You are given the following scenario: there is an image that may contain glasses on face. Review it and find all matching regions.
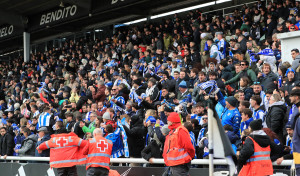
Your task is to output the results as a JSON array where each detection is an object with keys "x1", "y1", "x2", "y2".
[
  {"x1": 202, "y1": 118, "x2": 208, "y2": 120},
  {"x1": 291, "y1": 28, "x2": 295, "y2": 29},
  {"x1": 228, "y1": 60, "x2": 232, "y2": 63},
  {"x1": 112, "y1": 89, "x2": 117, "y2": 91},
  {"x1": 240, "y1": 64, "x2": 245, "y2": 66}
]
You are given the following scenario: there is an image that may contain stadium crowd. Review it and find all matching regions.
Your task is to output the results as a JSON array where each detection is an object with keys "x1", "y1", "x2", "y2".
[{"x1": 0, "y1": 0, "x2": 300, "y2": 174}]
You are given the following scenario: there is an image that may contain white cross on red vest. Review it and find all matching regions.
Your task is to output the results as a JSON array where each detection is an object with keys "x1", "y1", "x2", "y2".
[
  {"x1": 97, "y1": 140, "x2": 108, "y2": 152},
  {"x1": 56, "y1": 137, "x2": 68, "y2": 147}
]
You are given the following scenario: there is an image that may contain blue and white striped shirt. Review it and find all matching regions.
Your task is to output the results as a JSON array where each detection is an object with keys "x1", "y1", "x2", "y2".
[{"x1": 37, "y1": 112, "x2": 51, "y2": 129}]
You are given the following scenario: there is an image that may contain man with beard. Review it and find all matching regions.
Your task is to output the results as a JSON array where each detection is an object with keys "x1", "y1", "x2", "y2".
[{"x1": 252, "y1": 82, "x2": 267, "y2": 108}]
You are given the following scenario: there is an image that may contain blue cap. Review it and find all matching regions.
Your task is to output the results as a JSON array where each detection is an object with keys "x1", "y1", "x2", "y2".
[
  {"x1": 286, "y1": 68, "x2": 295, "y2": 76},
  {"x1": 105, "y1": 82, "x2": 113, "y2": 87},
  {"x1": 179, "y1": 81, "x2": 187, "y2": 88},
  {"x1": 113, "y1": 71, "x2": 119, "y2": 76},
  {"x1": 145, "y1": 116, "x2": 156, "y2": 124}
]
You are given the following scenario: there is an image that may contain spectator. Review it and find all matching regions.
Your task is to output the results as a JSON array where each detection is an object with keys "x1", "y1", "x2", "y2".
[
  {"x1": 35, "y1": 127, "x2": 50, "y2": 157},
  {"x1": 240, "y1": 108, "x2": 254, "y2": 134},
  {"x1": 0, "y1": 127, "x2": 14, "y2": 159},
  {"x1": 265, "y1": 94, "x2": 287, "y2": 142},
  {"x1": 15, "y1": 127, "x2": 37, "y2": 157},
  {"x1": 291, "y1": 49, "x2": 300, "y2": 71},
  {"x1": 238, "y1": 119, "x2": 279, "y2": 175}
]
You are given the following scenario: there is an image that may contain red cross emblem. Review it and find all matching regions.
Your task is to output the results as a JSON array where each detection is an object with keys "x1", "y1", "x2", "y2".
[
  {"x1": 56, "y1": 137, "x2": 68, "y2": 147},
  {"x1": 97, "y1": 140, "x2": 108, "y2": 152}
]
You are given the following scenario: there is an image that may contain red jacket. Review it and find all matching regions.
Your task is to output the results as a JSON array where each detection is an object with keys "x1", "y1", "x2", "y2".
[
  {"x1": 37, "y1": 132, "x2": 87, "y2": 168},
  {"x1": 163, "y1": 124, "x2": 195, "y2": 166},
  {"x1": 83, "y1": 136, "x2": 113, "y2": 170}
]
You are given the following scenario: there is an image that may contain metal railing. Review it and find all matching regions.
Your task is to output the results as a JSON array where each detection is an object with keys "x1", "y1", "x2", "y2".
[{"x1": 0, "y1": 156, "x2": 293, "y2": 166}]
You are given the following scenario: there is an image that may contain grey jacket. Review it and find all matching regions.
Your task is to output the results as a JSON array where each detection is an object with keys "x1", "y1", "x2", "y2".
[
  {"x1": 292, "y1": 55, "x2": 300, "y2": 71},
  {"x1": 18, "y1": 134, "x2": 38, "y2": 156}
]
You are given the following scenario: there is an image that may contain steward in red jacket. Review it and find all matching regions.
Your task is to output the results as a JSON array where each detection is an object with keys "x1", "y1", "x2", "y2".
[
  {"x1": 163, "y1": 112, "x2": 195, "y2": 176},
  {"x1": 37, "y1": 129, "x2": 87, "y2": 176},
  {"x1": 83, "y1": 128, "x2": 113, "y2": 176}
]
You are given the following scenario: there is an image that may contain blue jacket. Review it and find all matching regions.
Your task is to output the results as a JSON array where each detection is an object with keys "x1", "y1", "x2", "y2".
[
  {"x1": 240, "y1": 117, "x2": 253, "y2": 134},
  {"x1": 217, "y1": 91, "x2": 241, "y2": 135}
]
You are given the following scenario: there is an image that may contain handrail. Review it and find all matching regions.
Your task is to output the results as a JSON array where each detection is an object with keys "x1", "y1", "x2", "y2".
[
  {"x1": 0, "y1": 156, "x2": 293, "y2": 166},
  {"x1": 202, "y1": 1, "x2": 258, "y2": 16}
]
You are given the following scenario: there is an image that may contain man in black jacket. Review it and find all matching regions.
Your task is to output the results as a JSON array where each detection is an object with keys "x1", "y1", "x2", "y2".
[{"x1": 0, "y1": 127, "x2": 14, "y2": 159}]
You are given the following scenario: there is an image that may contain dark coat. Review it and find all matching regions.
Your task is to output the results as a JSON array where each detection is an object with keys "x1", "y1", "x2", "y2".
[
  {"x1": 265, "y1": 101, "x2": 287, "y2": 142},
  {"x1": 35, "y1": 134, "x2": 51, "y2": 157},
  {"x1": 258, "y1": 71, "x2": 278, "y2": 91},
  {"x1": 123, "y1": 117, "x2": 145, "y2": 158},
  {"x1": 0, "y1": 133, "x2": 14, "y2": 156}
]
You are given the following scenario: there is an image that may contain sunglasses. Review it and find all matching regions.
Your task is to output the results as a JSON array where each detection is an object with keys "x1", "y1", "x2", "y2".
[
  {"x1": 240, "y1": 64, "x2": 245, "y2": 66},
  {"x1": 202, "y1": 118, "x2": 208, "y2": 120},
  {"x1": 112, "y1": 89, "x2": 117, "y2": 91},
  {"x1": 253, "y1": 81, "x2": 261, "y2": 84}
]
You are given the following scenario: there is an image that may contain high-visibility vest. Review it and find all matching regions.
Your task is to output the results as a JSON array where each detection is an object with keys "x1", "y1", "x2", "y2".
[
  {"x1": 164, "y1": 125, "x2": 192, "y2": 166},
  {"x1": 238, "y1": 136, "x2": 273, "y2": 176},
  {"x1": 86, "y1": 136, "x2": 113, "y2": 170},
  {"x1": 37, "y1": 132, "x2": 87, "y2": 168}
]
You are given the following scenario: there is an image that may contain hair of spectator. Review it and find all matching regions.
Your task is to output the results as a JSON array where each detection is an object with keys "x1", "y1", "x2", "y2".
[{"x1": 240, "y1": 100, "x2": 250, "y2": 108}]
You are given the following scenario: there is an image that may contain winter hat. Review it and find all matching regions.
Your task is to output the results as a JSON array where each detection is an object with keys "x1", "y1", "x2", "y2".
[
  {"x1": 167, "y1": 112, "x2": 181, "y2": 123},
  {"x1": 105, "y1": 82, "x2": 113, "y2": 88},
  {"x1": 249, "y1": 119, "x2": 263, "y2": 131},
  {"x1": 225, "y1": 96, "x2": 238, "y2": 107},
  {"x1": 285, "y1": 121, "x2": 292, "y2": 129},
  {"x1": 161, "y1": 125, "x2": 170, "y2": 135},
  {"x1": 285, "y1": 68, "x2": 295, "y2": 76},
  {"x1": 179, "y1": 81, "x2": 187, "y2": 88},
  {"x1": 103, "y1": 112, "x2": 111, "y2": 120},
  {"x1": 145, "y1": 116, "x2": 156, "y2": 124}
]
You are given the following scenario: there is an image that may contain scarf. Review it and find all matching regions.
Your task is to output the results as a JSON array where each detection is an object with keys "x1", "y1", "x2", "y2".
[{"x1": 146, "y1": 85, "x2": 156, "y2": 97}]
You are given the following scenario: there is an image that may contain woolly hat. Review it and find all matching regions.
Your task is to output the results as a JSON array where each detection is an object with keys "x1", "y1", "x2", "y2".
[
  {"x1": 250, "y1": 119, "x2": 263, "y2": 131},
  {"x1": 103, "y1": 112, "x2": 111, "y2": 120},
  {"x1": 225, "y1": 96, "x2": 238, "y2": 107},
  {"x1": 167, "y1": 112, "x2": 181, "y2": 123},
  {"x1": 145, "y1": 116, "x2": 156, "y2": 124},
  {"x1": 161, "y1": 125, "x2": 171, "y2": 135},
  {"x1": 285, "y1": 68, "x2": 295, "y2": 76},
  {"x1": 286, "y1": 121, "x2": 292, "y2": 129},
  {"x1": 179, "y1": 81, "x2": 187, "y2": 88}
]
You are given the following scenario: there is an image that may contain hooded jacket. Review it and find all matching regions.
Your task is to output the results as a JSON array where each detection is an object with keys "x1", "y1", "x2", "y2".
[
  {"x1": 18, "y1": 134, "x2": 38, "y2": 156},
  {"x1": 265, "y1": 101, "x2": 287, "y2": 141}
]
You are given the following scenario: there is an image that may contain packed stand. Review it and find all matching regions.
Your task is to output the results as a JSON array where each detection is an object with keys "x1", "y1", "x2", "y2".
[{"x1": 0, "y1": 0, "x2": 300, "y2": 173}]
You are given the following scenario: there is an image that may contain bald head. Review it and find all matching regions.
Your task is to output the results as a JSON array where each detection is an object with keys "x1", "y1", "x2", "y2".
[{"x1": 93, "y1": 128, "x2": 103, "y2": 137}]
